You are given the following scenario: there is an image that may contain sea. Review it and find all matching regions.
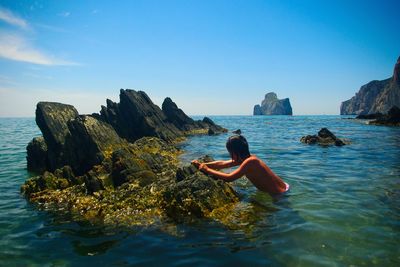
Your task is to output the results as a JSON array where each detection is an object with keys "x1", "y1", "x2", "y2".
[{"x1": 0, "y1": 116, "x2": 399, "y2": 266}]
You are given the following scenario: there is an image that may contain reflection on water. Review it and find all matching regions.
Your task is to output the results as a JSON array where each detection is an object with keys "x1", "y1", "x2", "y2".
[{"x1": 0, "y1": 116, "x2": 400, "y2": 266}]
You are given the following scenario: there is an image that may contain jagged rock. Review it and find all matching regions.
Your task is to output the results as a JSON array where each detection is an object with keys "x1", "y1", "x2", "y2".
[
  {"x1": 341, "y1": 57, "x2": 400, "y2": 115},
  {"x1": 162, "y1": 97, "x2": 196, "y2": 131},
  {"x1": 202, "y1": 117, "x2": 228, "y2": 135},
  {"x1": 253, "y1": 92, "x2": 293, "y2": 115},
  {"x1": 100, "y1": 89, "x2": 183, "y2": 142},
  {"x1": 162, "y1": 97, "x2": 227, "y2": 135},
  {"x1": 26, "y1": 136, "x2": 48, "y2": 173},
  {"x1": 65, "y1": 115, "x2": 125, "y2": 175},
  {"x1": 29, "y1": 102, "x2": 126, "y2": 175},
  {"x1": 300, "y1": 128, "x2": 347, "y2": 146},
  {"x1": 28, "y1": 90, "x2": 227, "y2": 176},
  {"x1": 35, "y1": 102, "x2": 79, "y2": 172}
]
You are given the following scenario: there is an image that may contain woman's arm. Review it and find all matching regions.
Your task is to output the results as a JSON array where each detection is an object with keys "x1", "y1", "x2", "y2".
[
  {"x1": 198, "y1": 161, "x2": 250, "y2": 182},
  {"x1": 191, "y1": 159, "x2": 239, "y2": 170}
]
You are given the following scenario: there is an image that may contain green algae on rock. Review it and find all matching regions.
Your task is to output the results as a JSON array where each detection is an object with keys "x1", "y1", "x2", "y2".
[{"x1": 22, "y1": 137, "x2": 239, "y2": 226}]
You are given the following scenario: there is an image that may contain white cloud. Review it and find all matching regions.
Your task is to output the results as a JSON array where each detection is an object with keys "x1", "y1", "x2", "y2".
[
  {"x1": 0, "y1": 7, "x2": 79, "y2": 66},
  {"x1": 0, "y1": 31, "x2": 79, "y2": 66},
  {"x1": 0, "y1": 6, "x2": 28, "y2": 29}
]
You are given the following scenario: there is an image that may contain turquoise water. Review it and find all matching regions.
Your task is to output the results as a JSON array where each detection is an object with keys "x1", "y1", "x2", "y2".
[{"x1": 0, "y1": 116, "x2": 399, "y2": 266}]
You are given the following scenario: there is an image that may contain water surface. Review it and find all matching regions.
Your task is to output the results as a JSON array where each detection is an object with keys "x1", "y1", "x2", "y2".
[{"x1": 0, "y1": 116, "x2": 399, "y2": 266}]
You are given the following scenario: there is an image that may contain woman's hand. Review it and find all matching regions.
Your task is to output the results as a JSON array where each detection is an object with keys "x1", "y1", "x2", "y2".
[
  {"x1": 199, "y1": 163, "x2": 209, "y2": 172},
  {"x1": 191, "y1": 160, "x2": 201, "y2": 168}
]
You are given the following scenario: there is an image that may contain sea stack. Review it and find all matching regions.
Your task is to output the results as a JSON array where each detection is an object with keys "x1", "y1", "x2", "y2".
[
  {"x1": 253, "y1": 92, "x2": 293, "y2": 115},
  {"x1": 340, "y1": 57, "x2": 400, "y2": 115}
]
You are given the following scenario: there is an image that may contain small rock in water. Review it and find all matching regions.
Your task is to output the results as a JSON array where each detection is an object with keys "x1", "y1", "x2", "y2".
[{"x1": 300, "y1": 128, "x2": 348, "y2": 146}]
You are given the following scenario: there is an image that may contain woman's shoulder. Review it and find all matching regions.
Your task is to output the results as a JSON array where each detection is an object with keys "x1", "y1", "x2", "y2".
[{"x1": 243, "y1": 155, "x2": 260, "y2": 164}]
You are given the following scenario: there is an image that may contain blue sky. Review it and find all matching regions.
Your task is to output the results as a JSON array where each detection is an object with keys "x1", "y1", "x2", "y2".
[{"x1": 0, "y1": 0, "x2": 399, "y2": 116}]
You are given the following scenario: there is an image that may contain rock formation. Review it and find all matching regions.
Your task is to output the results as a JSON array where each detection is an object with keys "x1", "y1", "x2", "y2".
[
  {"x1": 341, "y1": 57, "x2": 400, "y2": 115},
  {"x1": 27, "y1": 89, "x2": 227, "y2": 174},
  {"x1": 253, "y1": 92, "x2": 293, "y2": 115},
  {"x1": 30, "y1": 102, "x2": 126, "y2": 175},
  {"x1": 161, "y1": 97, "x2": 227, "y2": 135},
  {"x1": 99, "y1": 90, "x2": 182, "y2": 142},
  {"x1": 300, "y1": 128, "x2": 348, "y2": 146},
  {"x1": 23, "y1": 89, "x2": 235, "y2": 226}
]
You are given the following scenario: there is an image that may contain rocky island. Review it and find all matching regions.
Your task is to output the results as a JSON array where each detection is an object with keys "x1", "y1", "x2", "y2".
[
  {"x1": 22, "y1": 89, "x2": 242, "y2": 227},
  {"x1": 340, "y1": 57, "x2": 400, "y2": 115},
  {"x1": 253, "y1": 92, "x2": 293, "y2": 115}
]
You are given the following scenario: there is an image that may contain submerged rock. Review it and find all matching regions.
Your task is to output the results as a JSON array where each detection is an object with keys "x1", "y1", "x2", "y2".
[{"x1": 300, "y1": 128, "x2": 348, "y2": 146}]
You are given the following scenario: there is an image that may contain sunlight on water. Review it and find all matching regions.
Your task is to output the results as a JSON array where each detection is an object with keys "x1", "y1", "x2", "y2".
[{"x1": 0, "y1": 116, "x2": 399, "y2": 266}]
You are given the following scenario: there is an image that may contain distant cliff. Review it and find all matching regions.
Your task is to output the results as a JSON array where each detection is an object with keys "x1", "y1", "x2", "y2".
[
  {"x1": 340, "y1": 57, "x2": 400, "y2": 115},
  {"x1": 253, "y1": 92, "x2": 293, "y2": 115}
]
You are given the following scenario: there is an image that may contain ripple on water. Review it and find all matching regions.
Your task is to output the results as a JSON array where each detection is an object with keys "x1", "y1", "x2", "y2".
[{"x1": 1, "y1": 116, "x2": 400, "y2": 266}]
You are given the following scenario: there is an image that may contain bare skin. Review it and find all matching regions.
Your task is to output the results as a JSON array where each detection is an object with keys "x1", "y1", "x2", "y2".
[{"x1": 192, "y1": 154, "x2": 288, "y2": 195}]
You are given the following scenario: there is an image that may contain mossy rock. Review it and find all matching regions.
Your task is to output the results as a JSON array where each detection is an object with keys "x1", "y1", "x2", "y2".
[
  {"x1": 162, "y1": 172, "x2": 239, "y2": 221},
  {"x1": 22, "y1": 136, "x2": 242, "y2": 228}
]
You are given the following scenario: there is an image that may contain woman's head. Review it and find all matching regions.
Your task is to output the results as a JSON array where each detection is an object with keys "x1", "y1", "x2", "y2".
[{"x1": 226, "y1": 135, "x2": 251, "y2": 161}]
